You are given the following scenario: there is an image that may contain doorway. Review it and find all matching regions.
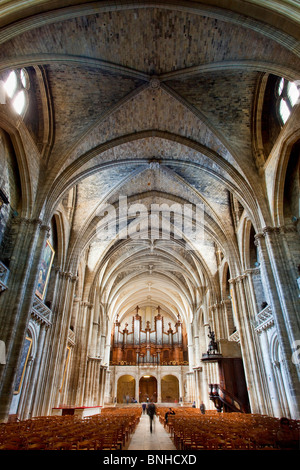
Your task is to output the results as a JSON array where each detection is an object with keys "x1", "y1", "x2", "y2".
[{"x1": 139, "y1": 375, "x2": 157, "y2": 402}]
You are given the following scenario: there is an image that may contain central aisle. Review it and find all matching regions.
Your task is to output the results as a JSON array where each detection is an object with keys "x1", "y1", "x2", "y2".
[{"x1": 127, "y1": 412, "x2": 176, "y2": 450}]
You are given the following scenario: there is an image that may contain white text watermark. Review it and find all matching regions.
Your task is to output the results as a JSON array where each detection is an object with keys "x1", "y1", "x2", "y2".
[{"x1": 95, "y1": 196, "x2": 204, "y2": 249}]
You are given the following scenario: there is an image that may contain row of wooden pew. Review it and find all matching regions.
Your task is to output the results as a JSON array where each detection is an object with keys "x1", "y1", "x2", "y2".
[
  {"x1": 0, "y1": 407, "x2": 141, "y2": 450},
  {"x1": 156, "y1": 407, "x2": 300, "y2": 450},
  {"x1": 1, "y1": 405, "x2": 299, "y2": 450}
]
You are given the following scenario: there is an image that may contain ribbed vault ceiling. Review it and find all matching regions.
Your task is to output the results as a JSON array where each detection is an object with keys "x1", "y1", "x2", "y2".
[{"x1": 1, "y1": 1, "x2": 299, "y2": 326}]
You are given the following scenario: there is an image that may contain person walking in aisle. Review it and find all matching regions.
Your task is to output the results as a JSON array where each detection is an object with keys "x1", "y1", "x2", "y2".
[
  {"x1": 200, "y1": 401, "x2": 206, "y2": 414},
  {"x1": 147, "y1": 401, "x2": 156, "y2": 433}
]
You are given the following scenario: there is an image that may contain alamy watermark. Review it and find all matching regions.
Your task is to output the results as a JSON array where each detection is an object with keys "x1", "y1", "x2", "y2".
[{"x1": 95, "y1": 195, "x2": 204, "y2": 249}]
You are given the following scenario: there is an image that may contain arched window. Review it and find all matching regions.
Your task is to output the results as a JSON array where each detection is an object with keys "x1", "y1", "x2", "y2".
[
  {"x1": 277, "y1": 78, "x2": 299, "y2": 125},
  {"x1": 3, "y1": 68, "x2": 30, "y2": 116}
]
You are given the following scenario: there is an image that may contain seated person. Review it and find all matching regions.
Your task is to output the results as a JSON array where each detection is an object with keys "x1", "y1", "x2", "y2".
[{"x1": 165, "y1": 408, "x2": 175, "y2": 424}]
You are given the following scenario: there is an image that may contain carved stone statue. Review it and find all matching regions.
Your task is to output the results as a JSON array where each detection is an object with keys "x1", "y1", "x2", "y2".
[{"x1": 207, "y1": 326, "x2": 218, "y2": 355}]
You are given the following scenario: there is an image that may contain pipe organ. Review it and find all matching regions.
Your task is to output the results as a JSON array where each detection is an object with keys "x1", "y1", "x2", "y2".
[{"x1": 111, "y1": 306, "x2": 185, "y2": 365}]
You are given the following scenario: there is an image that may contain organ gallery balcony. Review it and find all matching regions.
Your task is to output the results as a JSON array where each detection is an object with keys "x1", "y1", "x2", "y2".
[{"x1": 111, "y1": 306, "x2": 188, "y2": 367}]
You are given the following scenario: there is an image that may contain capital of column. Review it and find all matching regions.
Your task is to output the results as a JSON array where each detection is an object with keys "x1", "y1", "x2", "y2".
[
  {"x1": 210, "y1": 301, "x2": 224, "y2": 309},
  {"x1": 263, "y1": 226, "x2": 280, "y2": 236},
  {"x1": 254, "y1": 226, "x2": 282, "y2": 244},
  {"x1": 88, "y1": 356, "x2": 102, "y2": 363},
  {"x1": 254, "y1": 232, "x2": 264, "y2": 246},
  {"x1": 40, "y1": 223, "x2": 51, "y2": 237},
  {"x1": 12, "y1": 216, "x2": 39, "y2": 226},
  {"x1": 12, "y1": 216, "x2": 50, "y2": 234},
  {"x1": 56, "y1": 269, "x2": 76, "y2": 280},
  {"x1": 221, "y1": 298, "x2": 231, "y2": 307},
  {"x1": 243, "y1": 268, "x2": 261, "y2": 278},
  {"x1": 228, "y1": 274, "x2": 246, "y2": 284},
  {"x1": 278, "y1": 224, "x2": 298, "y2": 234},
  {"x1": 272, "y1": 360, "x2": 281, "y2": 369},
  {"x1": 65, "y1": 271, "x2": 75, "y2": 280},
  {"x1": 83, "y1": 301, "x2": 94, "y2": 309}
]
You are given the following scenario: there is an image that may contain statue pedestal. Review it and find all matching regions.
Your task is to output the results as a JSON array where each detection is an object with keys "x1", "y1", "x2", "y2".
[{"x1": 201, "y1": 353, "x2": 223, "y2": 362}]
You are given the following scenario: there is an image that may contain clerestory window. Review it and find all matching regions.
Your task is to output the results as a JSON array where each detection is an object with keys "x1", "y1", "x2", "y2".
[
  {"x1": 277, "y1": 78, "x2": 299, "y2": 125},
  {"x1": 3, "y1": 68, "x2": 29, "y2": 116}
]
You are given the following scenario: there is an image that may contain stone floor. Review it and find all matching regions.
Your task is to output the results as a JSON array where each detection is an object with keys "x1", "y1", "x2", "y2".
[{"x1": 126, "y1": 412, "x2": 176, "y2": 450}]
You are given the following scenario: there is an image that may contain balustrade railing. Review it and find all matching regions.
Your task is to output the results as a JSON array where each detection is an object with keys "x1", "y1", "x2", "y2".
[
  {"x1": 209, "y1": 383, "x2": 249, "y2": 413},
  {"x1": 0, "y1": 260, "x2": 9, "y2": 292},
  {"x1": 255, "y1": 304, "x2": 273, "y2": 331},
  {"x1": 110, "y1": 360, "x2": 188, "y2": 366},
  {"x1": 31, "y1": 295, "x2": 52, "y2": 326}
]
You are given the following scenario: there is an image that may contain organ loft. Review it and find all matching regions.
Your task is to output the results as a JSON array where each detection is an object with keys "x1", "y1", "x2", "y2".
[{"x1": 111, "y1": 307, "x2": 187, "y2": 366}]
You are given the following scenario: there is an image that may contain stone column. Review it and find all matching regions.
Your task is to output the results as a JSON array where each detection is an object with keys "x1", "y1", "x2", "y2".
[
  {"x1": 39, "y1": 271, "x2": 77, "y2": 415},
  {"x1": 90, "y1": 317, "x2": 99, "y2": 359},
  {"x1": 94, "y1": 359, "x2": 101, "y2": 405},
  {"x1": 222, "y1": 298, "x2": 235, "y2": 336},
  {"x1": 244, "y1": 268, "x2": 261, "y2": 314},
  {"x1": 187, "y1": 343, "x2": 195, "y2": 371},
  {"x1": 258, "y1": 326, "x2": 283, "y2": 417},
  {"x1": 273, "y1": 361, "x2": 291, "y2": 418},
  {"x1": 210, "y1": 302, "x2": 226, "y2": 340},
  {"x1": 104, "y1": 339, "x2": 111, "y2": 367},
  {"x1": 185, "y1": 321, "x2": 195, "y2": 370},
  {"x1": 200, "y1": 363, "x2": 209, "y2": 407},
  {"x1": 73, "y1": 301, "x2": 94, "y2": 406},
  {"x1": 0, "y1": 217, "x2": 50, "y2": 423},
  {"x1": 99, "y1": 334, "x2": 106, "y2": 361},
  {"x1": 179, "y1": 368, "x2": 184, "y2": 403},
  {"x1": 100, "y1": 366, "x2": 107, "y2": 406},
  {"x1": 135, "y1": 373, "x2": 140, "y2": 402},
  {"x1": 84, "y1": 358, "x2": 92, "y2": 406},
  {"x1": 111, "y1": 369, "x2": 117, "y2": 404},
  {"x1": 155, "y1": 367, "x2": 160, "y2": 402},
  {"x1": 85, "y1": 357, "x2": 102, "y2": 407},
  {"x1": 242, "y1": 269, "x2": 271, "y2": 412},
  {"x1": 63, "y1": 296, "x2": 80, "y2": 407},
  {"x1": 17, "y1": 356, "x2": 33, "y2": 419},
  {"x1": 229, "y1": 275, "x2": 267, "y2": 414},
  {"x1": 255, "y1": 228, "x2": 300, "y2": 418},
  {"x1": 98, "y1": 366, "x2": 106, "y2": 405},
  {"x1": 56, "y1": 274, "x2": 78, "y2": 409},
  {"x1": 22, "y1": 323, "x2": 48, "y2": 419},
  {"x1": 194, "y1": 335, "x2": 201, "y2": 366},
  {"x1": 186, "y1": 371, "x2": 194, "y2": 403},
  {"x1": 193, "y1": 367, "x2": 200, "y2": 406}
]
